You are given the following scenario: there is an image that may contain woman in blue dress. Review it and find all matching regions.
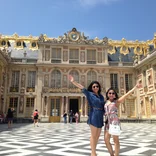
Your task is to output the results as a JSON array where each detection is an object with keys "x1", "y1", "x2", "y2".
[{"x1": 69, "y1": 75, "x2": 105, "y2": 156}]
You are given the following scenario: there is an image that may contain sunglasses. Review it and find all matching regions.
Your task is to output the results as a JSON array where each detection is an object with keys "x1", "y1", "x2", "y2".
[
  {"x1": 92, "y1": 85, "x2": 99, "y2": 88},
  {"x1": 108, "y1": 92, "x2": 115, "y2": 95}
]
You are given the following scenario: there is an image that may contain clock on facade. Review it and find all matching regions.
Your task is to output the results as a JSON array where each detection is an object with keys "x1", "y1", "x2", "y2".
[{"x1": 69, "y1": 32, "x2": 80, "y2": 41}]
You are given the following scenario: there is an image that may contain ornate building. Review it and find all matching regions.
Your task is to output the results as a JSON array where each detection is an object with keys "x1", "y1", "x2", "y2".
[{"x1": 0, "y1": 28, "x2": 156, "y2": 122}]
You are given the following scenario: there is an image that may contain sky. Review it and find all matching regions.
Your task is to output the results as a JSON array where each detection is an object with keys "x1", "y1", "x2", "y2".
[{"x1": 0, "y1": 0, "x2": 156, "y2": 41}]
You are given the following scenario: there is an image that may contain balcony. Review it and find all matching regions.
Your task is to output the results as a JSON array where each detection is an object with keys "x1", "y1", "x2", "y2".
[
  {"x1": 42, "y1": 87, "x2": 81, "y2": 93},
  {"x1": 10, "y1": 87, "x2": 19, "y2": 92},
  {"x1": 26, "y1": 87, "x2": 35, "y2": 92}
]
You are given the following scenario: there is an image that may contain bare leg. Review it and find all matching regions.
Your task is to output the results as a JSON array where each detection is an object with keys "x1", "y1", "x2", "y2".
[
  {"x1": 90, "y1": 125, "x2": 100, "y2": 156},
  {"x1": 112, "y1": 135, "x2": 120, "y2": 156},
  {"x1": 95, "y1": 128, "x2": 101, "y2": 148},
  {"x1": 10, "y1": 120, "x2": 13, "y2": 128},
  {"x1": 34, "y1": 119, "x2": 36, "y2": 127},
  {"x1": 104, "y1": 131, "x2": 114, "y2": 156},
  {"x1": 8, "y1": 121, "x2": 10, "y2": 128},
  {"x1": 36, "y1": 119, "x2": 39, "y2": 127}
]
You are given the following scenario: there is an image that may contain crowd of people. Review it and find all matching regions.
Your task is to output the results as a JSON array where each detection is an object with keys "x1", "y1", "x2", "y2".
[{"x1": 63, "y1": 110, "x2": 79, "y2": 124}]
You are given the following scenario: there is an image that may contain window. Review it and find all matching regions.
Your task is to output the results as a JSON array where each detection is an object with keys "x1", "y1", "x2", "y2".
[
  {"x1": 25, "y1": 98, "x2": 34, "y2": 117},
  {"x1": 110, "y1": 74, "x2": 118, "y2": 92},
  {"x1": 9, "y1": 97, "x2": 18, "y2": 108},
  {"x1": 69, "y1": 49, "x2": 79, "y2": 64},
  {"x1": 87, "y1": 50, "x2": 96, "y2": 64},
  {"x1": 69, "y1": 70, "x2": 79, "y2": 88},
  {"x1": 28, "y1": 71, "x2": 36, "y2": 88},
  {"x1": 51, "y1": 70, "x2": 61, "y2": 88},
  {"x1": 11, "y1": 71, "x2": 20, "y2": 87},
  {"x1": 87, "y1": 71, "x2": 97, "y2": 86},
  {"x1": 51, "y1": 48, "x2": 61, "y2": 63},
  {"x1": 26, "y1": 98, "x2": 34, "y2": 107},
  {"x1": 125, "y1": 74, "x2": 133, "y2": 92}
]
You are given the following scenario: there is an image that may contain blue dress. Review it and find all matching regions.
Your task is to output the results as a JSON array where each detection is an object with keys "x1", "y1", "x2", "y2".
[{"x1": 82, "y1": 88, "x2": 105, "y2": 128}]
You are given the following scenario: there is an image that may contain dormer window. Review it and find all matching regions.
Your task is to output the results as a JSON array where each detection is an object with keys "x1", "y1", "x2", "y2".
[
  {"x1": 16, "y1": 41, "x2": 22, "y2": 47},
  {"x1": 32, "y1": 42, "x2": 37, "y2": 48},
  {"x1": 136, "y1": 46, "x2": 140, "y2": 52},
  {"x1": 1, "y1": 40, "x2": 6, "y2": 46}
]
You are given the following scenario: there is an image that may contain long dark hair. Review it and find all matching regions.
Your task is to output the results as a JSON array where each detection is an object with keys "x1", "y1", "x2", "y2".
[
  {"x1": 106, "y1": 88, "x2": 119, "y2": 100},
  {"x1": 87, "y1": 81, "x2": 101, "y2": 94},
  {"x1": 8, "y1": 108, "x2": 11, "y2": 113}
]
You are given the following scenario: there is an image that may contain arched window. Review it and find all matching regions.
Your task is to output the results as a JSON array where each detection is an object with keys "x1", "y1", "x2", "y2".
[
  {"x1": 51, "y1": 70, "x2": 61, "y2": 88},
  {"x1": 69, "y1": 70, "x2": 79, "y2": 88},
  {"x1": 87, "y1": 71, "x2": 97, "y2": 86}
]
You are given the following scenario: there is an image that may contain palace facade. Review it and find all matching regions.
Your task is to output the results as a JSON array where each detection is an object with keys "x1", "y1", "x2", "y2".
[{"x1": 0, "y1": 28, "x2": 156, "y2": 122}]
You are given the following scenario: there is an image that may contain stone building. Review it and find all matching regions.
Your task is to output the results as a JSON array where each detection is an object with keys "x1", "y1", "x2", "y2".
[{"x1": 0, "y1": 28, "x2": 156, "y2": 122}]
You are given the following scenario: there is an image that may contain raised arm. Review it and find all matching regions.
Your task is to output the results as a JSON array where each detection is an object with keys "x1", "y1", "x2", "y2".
[
  {"x1": 68, "y1": 75, "x2": 84, "y2": 90},
  {"x1": 117, "y1": 83, "x2": 140, "y2": 105}
]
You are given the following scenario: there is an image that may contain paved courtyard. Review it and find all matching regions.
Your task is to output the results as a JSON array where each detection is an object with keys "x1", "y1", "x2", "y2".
[{"x1": 0, "y1": 122, "x2": 156, "y2": 156}]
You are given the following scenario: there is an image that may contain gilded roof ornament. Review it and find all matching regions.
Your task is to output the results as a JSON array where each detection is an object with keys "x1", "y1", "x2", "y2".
[
  {"x1": 38, "y1": 28, "x2": 109, "y2": 46},
  {"x1": 13, "y1": 33, "x2": 19, "y2": 38}
]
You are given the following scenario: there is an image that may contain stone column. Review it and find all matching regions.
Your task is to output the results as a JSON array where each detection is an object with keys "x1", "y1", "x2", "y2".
[
  {"x1": 3, "y1": 69, "x2": 7, "y2": 113},
  {"x1": 41, "y1": 95, "x2": 44, "y2": 116},
  {"x1": 105, "y1": 69, "x2": 110, "y2": 91},
  {"x1": 66, "y1": 96, "x2": 69, "y2": 112},
  {"x1": 45, "y1": 96, "x2": 49, "y2": 117},
  {"x1": 84, "y1": 97, "x2": 88, "y2": 117},
  {"x1": 66, "y1": 96, "x2": 69, "y2": 122},
  {"x1": 34, "y1": 96, "x2": 37, "y2": 111},
  {"x1": 81, "y1": 96, "x2": 83, "y2": 117},
  {"x1": 61, "y1": 96, "x2": 64, "y2": 117},
  {"x1": 36, "y1": 69, "x2": 43, "y2": 113},
  {"x1": 104, "y1": 48, "x2": 108, "y2": 64}
]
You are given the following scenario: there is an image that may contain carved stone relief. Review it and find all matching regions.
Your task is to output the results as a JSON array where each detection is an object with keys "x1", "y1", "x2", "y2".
[
  {"x1": 98, "y1": 52, "x2": 102, "y2": 63},
  {"x1": 149, "y1": 96, "x2": 156, "y2": 115},
  {"x1": 98, "y1": 76, "x2": 103, "y2": 87},
  {"x1": 38, "y1": 28, "x2": 108, "y2": 46},
  {"x1": 19, "y1": 96, "x2": 24, "y2": 113},
  {"x1": 147, "y1": 69, "x2": 153, "y2": 85},
  {"x1": 80, "y1": 51, "x2": 85, "y2": 62},
  {"x1": 120, "y1": 77, "x2": 124, "y2": 88},
  {"x1": 21, "y1": 74, "x2": 25, "y2": 88},
  {"x1": 81, "y1": 75, "x2": 85, "y2": 86},
  {"x1": 45, "y1": 50, "x2": 50, "y2": 61},
  {"x1": 63, "y1": 51, "x2": 68, "y2": 62},
  {"x1": 121, "y1": 102, "x2": 126, "y2": 114},
  {"x1": 44, "y1": 75, "x2": 49, "y2": 87}
]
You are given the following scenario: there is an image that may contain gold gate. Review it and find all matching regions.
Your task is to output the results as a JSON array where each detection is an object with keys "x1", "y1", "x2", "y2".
[{"x1": 49, "y1": 98, "x2": 60, "y2": 122}]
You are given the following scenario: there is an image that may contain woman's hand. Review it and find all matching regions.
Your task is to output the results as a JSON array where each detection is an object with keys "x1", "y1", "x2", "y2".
[{"x1": 69, "y1": 75, "x2": 74, "y2": 82}]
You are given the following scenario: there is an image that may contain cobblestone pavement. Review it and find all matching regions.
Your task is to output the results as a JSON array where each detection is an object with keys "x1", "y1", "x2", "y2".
[{"x1": 0, "y1": 122, "x2": 156, "y2": 156}]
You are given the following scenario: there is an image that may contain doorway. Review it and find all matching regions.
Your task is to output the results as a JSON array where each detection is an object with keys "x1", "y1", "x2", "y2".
[
  {"x1": 49, "y1": 98, "x2": 60, "y2": 122},
  {"x1": 69, "y1": 99, "x2": 79, "y2": 122}
]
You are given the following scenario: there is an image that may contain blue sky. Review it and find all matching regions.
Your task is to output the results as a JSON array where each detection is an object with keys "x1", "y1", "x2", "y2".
[{"x1": 0, "y1": 0, "x2": 156, "y2": 41}]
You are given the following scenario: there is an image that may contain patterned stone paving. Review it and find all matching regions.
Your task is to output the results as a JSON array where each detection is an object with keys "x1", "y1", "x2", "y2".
[{"x1": 0, "y1": 122, "x2": 156, "y2": 156}]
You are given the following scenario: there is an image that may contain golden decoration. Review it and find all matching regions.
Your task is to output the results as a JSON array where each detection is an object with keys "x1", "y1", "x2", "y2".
[
  {"x1": 134, "y1": 46, "x2": 143, "y2": 55},
  {"x1": 108, "y1": 45, "x2": 116, "y2": 54},
  {"x1": 120, "y1": 46, "x2": 129, "y2": 55}
]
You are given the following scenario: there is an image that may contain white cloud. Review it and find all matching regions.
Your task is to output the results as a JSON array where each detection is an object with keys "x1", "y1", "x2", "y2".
[{"x1": 78, "y1": 0, "x2": 120, "y2": 7}]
